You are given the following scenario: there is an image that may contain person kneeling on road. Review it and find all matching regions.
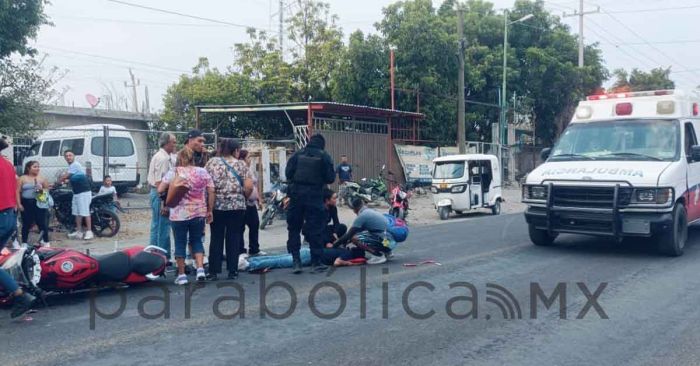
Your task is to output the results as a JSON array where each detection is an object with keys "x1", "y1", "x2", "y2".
[{"x1": 332, "y1": 197, "x2": 394, "y2": 265}]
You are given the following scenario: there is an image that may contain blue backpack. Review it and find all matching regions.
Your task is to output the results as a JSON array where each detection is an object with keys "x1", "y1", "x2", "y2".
[{"x1": 383, "y1": 214, "x2": 409, "y2": 243}]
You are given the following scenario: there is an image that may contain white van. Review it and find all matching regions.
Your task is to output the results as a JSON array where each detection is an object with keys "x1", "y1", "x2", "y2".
[
  {"x1": 23, "y1": 124, "x2": 139, "y2": 194},
  {"x1": 523, "y1": 90, "x2": 700, "y2": 256}
]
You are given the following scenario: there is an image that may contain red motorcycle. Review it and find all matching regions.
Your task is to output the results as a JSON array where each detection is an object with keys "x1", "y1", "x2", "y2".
[
  {"x1": 0, "y1": 243, "x2": 167, "y2": 304},
  {"x1": 389, "y1": 182, "x2": 412, "y2": 220}
]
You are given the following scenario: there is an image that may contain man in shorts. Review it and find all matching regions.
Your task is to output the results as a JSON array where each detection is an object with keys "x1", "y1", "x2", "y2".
[
  {"x1": 61, "y1": 150, "x2": 93, "y2": 240},
  {"x1": 332, "y1": 197, "x2": 394, "y2": 265}
]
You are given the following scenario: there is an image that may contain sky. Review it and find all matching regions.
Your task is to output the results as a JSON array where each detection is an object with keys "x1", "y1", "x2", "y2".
[{"x1": 31, "y1": 0, "x2": 700, "y2": 112}]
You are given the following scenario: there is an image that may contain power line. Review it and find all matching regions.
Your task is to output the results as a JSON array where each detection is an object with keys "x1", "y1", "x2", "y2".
[
  {"x1": 586, "y1": 17, "x2": 667, "y2": 69},
  {"x1": 599, "y1": 8, "x2": 700, "y2": 84},
  {"x1": 39, "y1": 45, "x2": 189, "y2": 75},
  {"x1": 53, "y1": 14, "x2": 229, "y2": 27},
  {"x1": 104, "y1": 0, "x2": 277, "y2": 33},
  {"x1": 605, "y1": 4, "x2": 700, "y2": 14}
]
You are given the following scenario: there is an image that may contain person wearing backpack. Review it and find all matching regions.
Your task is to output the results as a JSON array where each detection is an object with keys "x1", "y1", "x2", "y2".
[
  {"x1": 204, "y1": 139, "x2": 253, "y2": 281},
  {"x1": 285, "y1": 134, "x2": 336, "y2": 274},
  {"x1": 332, "y1": 197, "x2": 395, "y2": 265}
]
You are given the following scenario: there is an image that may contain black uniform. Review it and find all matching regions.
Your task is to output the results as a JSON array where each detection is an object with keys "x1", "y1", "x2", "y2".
[{"x1": 286, "y1": 134, "x2": 335, "y2": 265}]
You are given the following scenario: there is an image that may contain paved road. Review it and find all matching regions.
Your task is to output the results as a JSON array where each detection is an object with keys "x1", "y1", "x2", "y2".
[{"x1": 4, "y1": 213, "x2": 700, "y2": 366}]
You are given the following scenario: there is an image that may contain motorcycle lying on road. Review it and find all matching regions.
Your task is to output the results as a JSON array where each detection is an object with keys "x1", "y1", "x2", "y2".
[
  {"x1": 260, "y1": 181, "x2": 289, "y2": 230},
  {"x1": 50, "y1": 185, "x2": 121, "y2": 237},
  {"x1": 0, "y1": 239, "x2": 168, "y2": 305}
]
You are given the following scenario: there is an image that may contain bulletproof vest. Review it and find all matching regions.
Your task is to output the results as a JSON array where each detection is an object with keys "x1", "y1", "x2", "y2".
[{"x1": 293, "y1": 149, "x2": 324, "y2": 185}]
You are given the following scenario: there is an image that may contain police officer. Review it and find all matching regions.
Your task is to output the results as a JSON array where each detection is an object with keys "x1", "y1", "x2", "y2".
[{"x1": 286, "y1": 134, "x2": 335, "y2": 274}]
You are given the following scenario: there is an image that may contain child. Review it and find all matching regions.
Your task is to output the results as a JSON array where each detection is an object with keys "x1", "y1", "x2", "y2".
[{"x1": 98, "y1": 175, "x2": 122, "y2": 211}]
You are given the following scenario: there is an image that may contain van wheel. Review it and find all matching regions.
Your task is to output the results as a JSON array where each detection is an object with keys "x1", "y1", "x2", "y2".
[
  {"x1": 491, "y1": 200, "x2": 501, "y2": 215},
  {"x1": 438, "y1": 207, "x2": 450, "y2": 221},
  {"x1": 529, "y1": 224, "x2": 557, "y2": 246},
  {"x1": 657, "y1": 203, "x2": 687, "y2": 257}
]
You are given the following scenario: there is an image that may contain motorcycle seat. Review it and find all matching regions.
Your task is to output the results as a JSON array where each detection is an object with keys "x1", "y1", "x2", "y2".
[
  {"x1": 96, "y1": 252, "x2": 131, "y2": 282},
  {"x1": 130, "y1": 251, "x2": 164, "y2": 275}
]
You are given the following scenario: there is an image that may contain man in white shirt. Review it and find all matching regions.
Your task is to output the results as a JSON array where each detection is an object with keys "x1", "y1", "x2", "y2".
[
  {"x1": 147, "y1": 133, "x2": 177, "y2": 260},
  {"x1": 61, "y1": 150, "x2": 94, "y2": 240}
]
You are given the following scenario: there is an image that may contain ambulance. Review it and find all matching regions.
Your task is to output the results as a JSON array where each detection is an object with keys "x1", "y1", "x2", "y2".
[{"x1": 523, "y1": 90, "x2": 700, "y2": 256}]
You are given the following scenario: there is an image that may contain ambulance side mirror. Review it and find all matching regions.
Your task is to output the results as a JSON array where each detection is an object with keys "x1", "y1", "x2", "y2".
[
  {"x1": 540, "y1": 148, "x2": 551, "y2": 161},
  {"x1": 691, "y1": 146, "x2": 700, "y2": 162}
]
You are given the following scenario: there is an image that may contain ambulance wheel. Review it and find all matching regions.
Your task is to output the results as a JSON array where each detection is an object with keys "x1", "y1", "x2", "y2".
[
  {"x1": 657, "y1": 203, "x2": 687, "y2": 257},
  {"x1": 528, "y1": 225, "x2": 557, "y2": 246},
  {"x1": 438, "y1": 207, "x2": 450, "y2": 221},
  {"x1": 491, "y1": 200, "x2": 501, "y2": 215}
]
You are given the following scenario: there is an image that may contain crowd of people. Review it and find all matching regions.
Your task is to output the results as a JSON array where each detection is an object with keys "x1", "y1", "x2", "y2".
[
  {"x1": 146, "y1": 130, "x2": 396, "y2": 282},
  {"x1": 0, "y1": 129, "x2": 399, "y2": 317}
]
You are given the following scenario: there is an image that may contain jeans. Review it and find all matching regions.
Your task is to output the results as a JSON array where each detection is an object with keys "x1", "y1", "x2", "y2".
[
  {"x1": 209, "y1": 209, "x2": 245, "y2": 274},
  {"x1": 20, "y1": 198, "x2": 49, "y2": 243},
  {"x1": 171, "y1": 217, "x2": 205, "y2": 259},
  {"x1": 149, "y1": 188, "x2": 171, "y2": 259},
  {"x1": 243, "y1": 205, "x2": 260, "y2": 254},
  {"x1": 0, "y1": 208, "x2": 19, "y2": 294},
  {"x1": 0, "y1": 208, "x2": 17, "y2": 247},
  {"x1": 286, "y1": 191, "x2": 325, "y2": 263},
  {"x1": 0, "y1": 267, "x2": 19, "y2": 294},
  {"x1": 246, "y1": 248, "x2": 311, "y2": 272}
]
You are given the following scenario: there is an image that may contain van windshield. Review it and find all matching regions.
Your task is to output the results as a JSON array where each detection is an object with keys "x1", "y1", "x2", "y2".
[
  {"x1": 433, "y1": 161, "x2": 465, "y2": 179},
  {"x1": 550, "y1": 119, "x2": 679, "y2": 161}
]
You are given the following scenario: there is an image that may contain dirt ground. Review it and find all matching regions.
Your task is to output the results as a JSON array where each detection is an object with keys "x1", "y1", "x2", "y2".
[{"x1": 38, "y1": 188, "x2": 525, "y2": 255}]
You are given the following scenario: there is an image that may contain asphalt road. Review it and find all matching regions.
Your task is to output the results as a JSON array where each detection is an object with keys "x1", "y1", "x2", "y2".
[{"x1": 4, "y1": 213, "x2": 700, "y2": 366}]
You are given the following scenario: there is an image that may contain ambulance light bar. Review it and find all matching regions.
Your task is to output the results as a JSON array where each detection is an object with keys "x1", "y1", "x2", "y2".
[{"x1": 587, "y1": 90, "x2": 674, "y2": 101}]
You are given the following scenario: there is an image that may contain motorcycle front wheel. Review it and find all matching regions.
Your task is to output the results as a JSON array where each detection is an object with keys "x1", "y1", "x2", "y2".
[
  {"x1": 260, "y1": 207, "x2": 275, "y2": 230},
  {"x1": 93, "y1": 209, "x2": 120, "y2": 238}
]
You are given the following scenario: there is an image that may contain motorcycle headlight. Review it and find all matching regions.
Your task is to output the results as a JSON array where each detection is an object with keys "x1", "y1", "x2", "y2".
[
  {"x1": 430, "y1": 186, "x2": 438, "y2": 194},
  {"x1": 451, "y1": 185, "x2": 467, "y2": 193}
]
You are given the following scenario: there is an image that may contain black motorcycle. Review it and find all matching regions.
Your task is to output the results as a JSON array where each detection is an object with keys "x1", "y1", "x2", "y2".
[
  {"x1": 260, "y1": 181, "x2": 289, "y2": 230},
  {"x1": 50, "y1": 185, "x2": 121, "y2": 238}
]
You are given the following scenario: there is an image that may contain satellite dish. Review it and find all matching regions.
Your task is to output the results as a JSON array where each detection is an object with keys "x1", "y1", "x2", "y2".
[{"x1": 86, "y1": 94, "x2": 100, "y2": 108}]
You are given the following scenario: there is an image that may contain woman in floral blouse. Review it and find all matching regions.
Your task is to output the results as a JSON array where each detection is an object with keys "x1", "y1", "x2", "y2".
[
  {"x1": 158, "y1": 147, "x2": 215, "y2": 285},
  {"x1": 205, "y1": 138, "x2": 252, "y2": 280}
]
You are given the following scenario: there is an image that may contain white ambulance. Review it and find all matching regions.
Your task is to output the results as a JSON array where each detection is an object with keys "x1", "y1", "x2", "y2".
[{"x1": 523, "y1": 90, "x2": 700, "y2": 256}]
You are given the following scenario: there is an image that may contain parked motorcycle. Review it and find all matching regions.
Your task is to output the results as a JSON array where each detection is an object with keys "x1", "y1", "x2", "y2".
[
  {"x1": 50, "y1": 185, "x2": 121, "y2": 237},
  {"x1": 0, "y1": 241, "x2": 167, "y2": 304},
  {"x1": 260, "y1": 181, "x2": 289, "y2": 230},
  {"x1": 340, "y1": 165, "x2": 390, "y2": 207},
  {"x1": 389, "y1": 182, "x2": 412, "y2": 220}
]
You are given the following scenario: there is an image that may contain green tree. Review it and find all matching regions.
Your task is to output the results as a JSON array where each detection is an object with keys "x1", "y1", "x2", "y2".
[
  {"x1": 612, "y1": 67, "x2": 674, "y2": 92},
  {"x1": 0, "y1": 0, "x2": 53, "y2": 135},
  {"x1": 330, "y1": 30, "x2": 389, "y2": 107},
  {"x1": 287, "y1": 0, "x2": 345, "y2": 101},
  {"x1": 0, "y1": 57, "x2": 56, "y2": 134},
  {"x1": 0, "y1": 0, "x2": 50, "y2": 58}
]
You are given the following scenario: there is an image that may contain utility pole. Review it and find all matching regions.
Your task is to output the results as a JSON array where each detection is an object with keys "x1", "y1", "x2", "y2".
[
  {"x1": 390, "y1": 48, "x2": 396, "y2": 110},
  {"x1": 144, "y1": 85, "x2": 150, "y2": 114},
  {"x1": 457, "y1": 7, "x2": 466, "y2": 154},
  {"x1": 279, "y1": 0, "x2": 284, "y2": 54},
  {"x1": 124, "y1": 68, "x2": 140, "y2": 113},
  {"x1": 563, "y1": 0, "x2": 600, "y2": 68}
]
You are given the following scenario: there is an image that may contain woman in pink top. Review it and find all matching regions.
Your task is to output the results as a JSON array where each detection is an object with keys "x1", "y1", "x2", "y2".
[{"x1": 159, "y1": 147, "x2": 214, "y2": 285}]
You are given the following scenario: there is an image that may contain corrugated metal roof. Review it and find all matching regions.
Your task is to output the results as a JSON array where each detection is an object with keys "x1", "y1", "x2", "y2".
[{"x1": 196, "y1": 102, "x2": 424, "y2": 119}]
